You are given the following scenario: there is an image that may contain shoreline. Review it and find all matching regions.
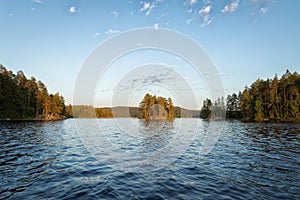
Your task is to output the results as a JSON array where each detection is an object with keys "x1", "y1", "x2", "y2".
[
  {"x1": 0, "y1": 117, "x2": 69, "y2": 122},
  {"x1": 1, "y1": 117, "x2": 299, "y2": 124}
]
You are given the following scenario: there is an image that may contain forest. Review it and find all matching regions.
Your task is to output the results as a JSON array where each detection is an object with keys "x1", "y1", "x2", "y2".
[
  {"x1": 1, "y1": 64, "x2": 299, "y2": 123},
  {"x1": 0, "y1": 65, "x2": 72, "y2": 120},
  {"x1": 139, "y1": 94, "x2": 175, "y2": 120},
  {"x1": 200, "y1": 70, "x2": 300, "y2": 123}
]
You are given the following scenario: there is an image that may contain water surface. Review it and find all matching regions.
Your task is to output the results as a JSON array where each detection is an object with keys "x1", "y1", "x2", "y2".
[{"x1": 0, "y1": 119, "x2": 299, "y2": 199}]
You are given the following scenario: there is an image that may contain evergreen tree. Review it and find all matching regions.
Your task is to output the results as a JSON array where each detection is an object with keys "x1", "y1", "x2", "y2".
[
  {"x1": 139, "y1": 94, "x2": 175, "y2": 120},
  {"x1": 254, "y1": 99, "x2": 264, "y2": 122},
  {"x1": 240, "y1": 86, "x2": 253, "y2": 120},
  {"x1": 0, "y1": 65, "x2": 69, "y2": 120},
  {"x1": 239, "y1": 70, "x2": 300, "y2": 122},
  {"x1": 200, "y1": 98, "x2": 212, "y2": 119}
]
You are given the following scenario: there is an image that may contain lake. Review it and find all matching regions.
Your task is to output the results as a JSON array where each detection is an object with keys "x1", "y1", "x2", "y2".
[{"x1": 0, "y1": 119, "x2": 299, "y2": 199}]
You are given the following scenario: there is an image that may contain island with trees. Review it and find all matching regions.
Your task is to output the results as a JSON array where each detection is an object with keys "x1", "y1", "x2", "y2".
[{"x1": 139, "y1": 94, "x2": 175, "y2": 120}]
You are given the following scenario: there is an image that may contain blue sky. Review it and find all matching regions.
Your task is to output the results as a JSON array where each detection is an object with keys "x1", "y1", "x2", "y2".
[{"x1": 1, "y1": 0, "x2": 299, "y2": 109}]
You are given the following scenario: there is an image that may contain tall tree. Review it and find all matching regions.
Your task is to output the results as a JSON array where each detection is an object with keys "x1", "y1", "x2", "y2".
[
  {"x1": 200, "y1": 98, "x2": 212, "y2": 119},
  {"x1": 254, "y1": 99, "x2": 264, "y2": 122},
  {"x1": 269, "y1": 74, "x2": 280, "y2": 120},
  {"x1": 0, "y1": 65, "x2": 69, "y2": 120},
  {"x1": 139, "y1": 94, "x2": 175, "y2": 120},
  {"x1": 239, "y1": 70, "x2": 300, "y2": 122},
  {"x1": 240, "y1": 86, "x2": 253, "y2": 120}
]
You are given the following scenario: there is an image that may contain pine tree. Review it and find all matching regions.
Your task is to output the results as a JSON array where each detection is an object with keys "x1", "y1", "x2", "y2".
[
  {"x1": 139, "y1": 94, "x2": 174, "y2": 120},
  {"x1": 254, "y1": 99, "x2": 264, "y2": 122},
  {"x1": 0, "y1": 65, "x2": 69, "y2": 120}
]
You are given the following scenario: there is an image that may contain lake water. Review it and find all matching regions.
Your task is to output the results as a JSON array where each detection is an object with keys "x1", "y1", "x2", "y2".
[{"x1": 0, "y1": 119, "x2": 299, "y2": 199}]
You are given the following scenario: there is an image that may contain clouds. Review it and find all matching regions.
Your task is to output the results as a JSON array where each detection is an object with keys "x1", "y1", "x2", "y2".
[
  {"x1": 141, "y1": 2, "x2": 151, "y2": 12},
  {"x1": 250, "y1": 0, "x2": 270, "y2": 3},
  {"x1": 140, "y1": 0, "x2": 163, "y2": 16},
  {"x1": 94, "y1": 32, "x2": 100, "y2": 38},
  {"x1": 252, "y1": 0, "x2": 272, "y2": 14},
  {"x1": 140, "y1": 1, "x2": 154, "y2": 15},
  {"x1": 31, "y1": 0, "x2": 42, "y2": 3},
  {"x1": 250, "y1": 0, "x2": 273, "y2": 18},
  {"x1": 61, "y1": 0, "x2": 273, "y2": 30},
  {"x1": 199, "y1": 5, "x2": 211, "y2": 16},
  {"x1": 68, "y1": 6, "x2": 76, "y2": 13},
  {"x1": 183, "y1": 0, "x2": 274, "y2": 27},
  {"x1": 112, "y1": 66, "x2": 195, "y2": 98},
  {"x1": 184, "y1": 0, "x2": 197, "y2": 6},
  {"x1": 126, "y1": 67, "x2": 184, "y2": 88},
  {"x1": 184, "y1": 0, "x2": 213, "y2": 26},
  {"x1": 153, "y1": 23, "x2": 159, "y2": 30},
  {"x1": 104, "y1": 29, "x2": 120, "y2": 35},
  {"x1": 259, "y1": 7, "x2": 267, "y2": 14},
  {"x1": 186, "y1": 18, "x2": 196, "y2": 24},
  {"x1": 198, "y1": 5, "x2": 214, "y2": 26},
  {"x1": 221, "y1": 0, "x2": 240, "y2": 14},
  {"x1": 111, "y1": 11, "x2": 119, "y2": 18}
]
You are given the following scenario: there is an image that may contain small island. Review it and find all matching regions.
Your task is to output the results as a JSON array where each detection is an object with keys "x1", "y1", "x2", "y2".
[{"x1": 139, "y1": 94, "x2": 175, "y2": 120}]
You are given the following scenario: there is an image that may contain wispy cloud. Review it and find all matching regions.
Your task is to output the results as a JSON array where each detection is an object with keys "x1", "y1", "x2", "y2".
[
  {"x1": 202, "y1": 72, "x2": 227, "y2": 76},
  {"x1": 140, "y1": 1, "x2": 154, "y2": 15},
  {"x1": 111, "y1": 11, "x2": 119, "y2": 18},
  {"x1": 184, "y1": 0, "x2": 197, "y2": 6},
  {"x1": 186, "y1": 18, "x2": 196, "y2": 24},
  {"x1": 250, "y1": 0, "x2": 273, "y2": 17},
  {"x1": 115, "y1": 67, "x2": 193, "y2": 94},
  {"x1": 68, "y1": 6, "x2": 77, "y2": 13},
  {"x1": 199, "y1": 5, "x2": 211, "y2": 16},
  {"x1": 221, "y1": 0, "x2": 240, "y2": 14},
  {"x1": 105, "y1": 29, "x2": 120, "y2": 35},
  {"x1": 250, "y1": 0, "x2": 274, "y2": 6},
  {"x1": 128, "y1": 69, "x2": 178, "y2": 87},
  {"x1": 250, "y1": 0, "x2": 271, "y2": 3},
  {"x1": 259, "y1": 7, "x2": 267, "y2": 14},
  {"x1": 141, "y1": 1, "x2": 150, "y2": 11},
  {"x1": 140, "y1": 0, "x2": 163, "y2": 16},
  {"x1": 199, "y1": 5, "x2": 214, "y2": 26},
  {"x1": 31, "y1": 0, "x2": 42, "y2": 3}
]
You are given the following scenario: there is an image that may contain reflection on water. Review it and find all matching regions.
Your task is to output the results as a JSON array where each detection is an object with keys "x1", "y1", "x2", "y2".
[
  {"x1": 139, "y1": 120, "x2": 175, "y2": 151},
  {"x1": 0, "y1": 119, "x2": 299, "y2": 199},
  {"x1": 76, "y1": 118, "x2": 198, "y2": 172}
]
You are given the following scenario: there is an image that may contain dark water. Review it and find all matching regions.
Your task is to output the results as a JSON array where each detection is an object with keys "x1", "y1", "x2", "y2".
[{"x1": 0, "y1": 119, "x2": 299, "y2": 199}]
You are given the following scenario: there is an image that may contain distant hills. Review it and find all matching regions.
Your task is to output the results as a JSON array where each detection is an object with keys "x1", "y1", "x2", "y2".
[{"x1": 72, "y1": 105, "x2": 200, "y2": 118}]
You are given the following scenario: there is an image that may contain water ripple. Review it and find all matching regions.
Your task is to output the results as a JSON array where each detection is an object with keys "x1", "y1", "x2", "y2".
[{"x1": 0, "y1": 119, "x2": 299, "y2": 199}]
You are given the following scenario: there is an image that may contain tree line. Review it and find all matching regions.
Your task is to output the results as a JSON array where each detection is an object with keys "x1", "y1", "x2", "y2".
[
  {"x1": 139, "y1": 94, "x2": 175, "y2": 120},
  {"x1": 200, "y1": 97, "x2": 226, "y2": 120},
  {"x1": 72, "y1": 105, "x2": 199, "y2": 118},
  {"x1": 200, "y1": 70, "x2": 300, "y2": 122},
  {"x1": 72, "y1": 106, "x2": 137, "y2": 118},
  {"x1": 0, "y1": 65, "x2": 72, "y2": 120},
  {"x1": 3, "y1": 64, "x2": 298, "y2": 122}
]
